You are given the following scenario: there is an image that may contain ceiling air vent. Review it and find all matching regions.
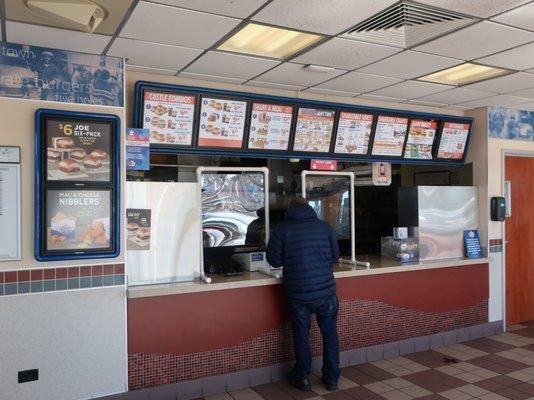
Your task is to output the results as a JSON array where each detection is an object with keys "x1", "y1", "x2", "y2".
[{"x1": 341, "y1": 1, "x2": 477, "y2": 48}]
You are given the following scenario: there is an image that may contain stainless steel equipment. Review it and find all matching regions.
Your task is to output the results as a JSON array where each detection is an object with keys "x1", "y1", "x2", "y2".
[{"x1": 398, "y1": 186, "x2": 478, "y2": 261}]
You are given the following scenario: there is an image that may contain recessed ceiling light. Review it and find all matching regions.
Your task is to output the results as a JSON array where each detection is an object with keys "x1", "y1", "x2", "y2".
[
  {"x1": 23, "y1": 0, "x2": 107, "y2": 33},
  {"x1": 419, "y1": 63, "x2": 512, "y2": 86},
  {"x1": 303, "y1": 64, "x2": 336, "y2": 73},
  {"x1": 218, "y1": 23, "x2": 323, "y2": 59}
]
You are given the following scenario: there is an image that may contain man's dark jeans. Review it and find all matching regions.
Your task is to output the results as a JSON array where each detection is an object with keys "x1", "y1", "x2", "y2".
[{"x1": 287, "y1": 293, "x2": 340, "y2": 384}]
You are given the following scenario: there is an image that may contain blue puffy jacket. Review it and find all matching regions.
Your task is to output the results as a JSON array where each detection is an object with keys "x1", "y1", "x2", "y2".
[{"x1": 266, "y1": 204, "x2": 340, "y2": 302}]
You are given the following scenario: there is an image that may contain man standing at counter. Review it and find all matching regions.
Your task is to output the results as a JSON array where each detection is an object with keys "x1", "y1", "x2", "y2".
[{"x1": 267, "y1": 197, "x2": 340, "y2": 391}]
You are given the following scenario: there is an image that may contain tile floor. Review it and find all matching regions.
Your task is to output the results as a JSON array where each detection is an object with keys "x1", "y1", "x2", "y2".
[{"x1": 200, "y1": 322, "x2": 534, "y2": 400}]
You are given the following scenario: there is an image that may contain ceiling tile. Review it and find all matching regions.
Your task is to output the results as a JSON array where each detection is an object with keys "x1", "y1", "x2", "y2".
[
  {"x1": 368, "y1": 80, "x2": 451, "y2": 100},
  {"x1": 491, "y1": 2, "x2": 534, "y2": 31},
  {"x1": 475, "y1": 43, "x2": 534, "y2": 70},
  {"x1": 108, "y1": 38, "x2": 202, "y2": 71},
  {"x1": 506, "y1": 86, "x2": 534, "y2": 99},
  {"x1": 414, "y1": 21, "x2": 534, "y2": 60},
  {"x1": 184, "y1": 51, "x2": 279, "y2": 80},
  {"x1": 357, "y1": 51, "x2": 462, "y2": 79},
  {"x1": 461, "y1": 72, "x2": 534, "y2": 94},
  {"x1": 120, "y1": 1, "x2": 240, "y2": 49},
  {"x1": 6, "y1": 21, "x2": 111, "y2": 54},
  {"x1": 458, "y1": 94, "x2": 531, "y2": 108},
  {"x1": 253, "y1": 0, "x2": 398, "y2": 35},
  {"x1": 315, "y1": 71, "x2": 402, "y2": 93},
  {"x1": 511, "y1": 101, "x2": 534, "y2": 111},
  {"x1": 253, "y1": 63, "x2": 346, "y2": 86},
  {"x1": 415, "y1": 88, "x2": 492, "y2": 104},
  {"x1": 150, "y1": 0, "x2": 268, "y2": 18},
  {"x1": 304, "y1": 87, "x2": 358, "y2": 97},
  {"x1": 416, "y1": 0, "x2": 530, "y2": 18},
  {"x1": 406, "y1": 99, "x2": 448, "y2": 107},
  {"x1": 358, "y1": 94, "x2": 405, "y2": 103},
  {"x1": 245, "y1": 81, "x2": 305, "y2": 91},
  {"x1": 178, "y1": 71, "x2": 245, "y2": 84},
  {"x1": 292, "y1": 38, "x2": 400, "y2": 71},
  {"x1": 126, "y1": 65, "x2": 178, "y2": 76}
]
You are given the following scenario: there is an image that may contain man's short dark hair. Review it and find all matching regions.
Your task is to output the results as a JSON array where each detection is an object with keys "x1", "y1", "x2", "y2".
[{"x1": 289, "y1": 196, "x2": 307, "y2": 208}]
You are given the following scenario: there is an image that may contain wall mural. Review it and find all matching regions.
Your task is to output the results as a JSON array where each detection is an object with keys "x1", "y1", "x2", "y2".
[{"x1": 488, "y1": 106, "x2": 534, "y2": 141}]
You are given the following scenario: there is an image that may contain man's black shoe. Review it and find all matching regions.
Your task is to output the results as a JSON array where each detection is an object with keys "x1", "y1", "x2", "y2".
[
  {"x1": 290, "y1": 377, "x2": 311, "y2": 391},
  {"x1": 321, "y1": 377, "x2": 339, "y2": 391}
]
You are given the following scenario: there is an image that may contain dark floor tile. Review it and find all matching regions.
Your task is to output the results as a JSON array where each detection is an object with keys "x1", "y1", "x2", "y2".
[
  {"x1": 417, "y1": 396, "x2": 449, "y2": 400},
  {"x1": 344, "y1": 385, "x2": 377, "y2": 399},
  {"x1": 403, "y1": 370, "x2": 441, "y2": 385},
  {"x1": 418, "y1": 380, "x2": 451, "y2": 393},
  {"x1": 515, "y1": 382, "x2": 534, "y2": 396},
  {"x1": 352, "y1": 364, "x2": 394, "y2": 381},
  {"x1": 340, "y1": 367, "x2": 377, "y2": 385},
  {"x1": 323, "y1": 391, "x2": 354, "y2": 400},
  {"x1": 513, "y1": 328, "x2": 534, "y2": 339},
  {"x1": 274, "y1": 380, "x2": 317, "y2": 399},
  {"x1": 435, "y1": 374, "x2": 466, "y2": 389},
  {"x1": 496, "y1": 387, "x2": 532, "y2": 400},
  {"x1": 253, "y1": 383, "x2": 294, "y2": 400}
]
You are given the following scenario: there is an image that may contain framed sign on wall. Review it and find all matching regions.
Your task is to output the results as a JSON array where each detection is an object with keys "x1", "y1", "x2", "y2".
[{"x1": 35, "y1": 109, "x2": 121, "y2": 261}]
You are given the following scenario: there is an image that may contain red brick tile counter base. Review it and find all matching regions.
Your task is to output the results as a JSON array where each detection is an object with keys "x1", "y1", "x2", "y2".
[{"x1": 127, "y1": 264, "x2": 489, "y2": 391}]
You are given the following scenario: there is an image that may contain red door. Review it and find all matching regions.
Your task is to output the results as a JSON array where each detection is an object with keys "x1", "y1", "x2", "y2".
[{"x1": 505, "y1": 155, "x2": 534, "y2": 325}]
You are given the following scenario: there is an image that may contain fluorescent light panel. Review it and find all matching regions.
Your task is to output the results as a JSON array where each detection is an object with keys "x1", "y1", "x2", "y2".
[
  {"x1": 218, "y1": 23, "x2": 323, "y2": 59},
  {"x1": 419, "y1": 63, "x2": 511, "y2": 86}
]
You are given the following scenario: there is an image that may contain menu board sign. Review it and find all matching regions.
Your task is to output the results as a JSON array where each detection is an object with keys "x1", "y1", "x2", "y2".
[
  {"x1": 46, "y1": 189, "x2": 112, "y2": 252},
  {"x1": 248, "y1": 102, "x2": 293, "y2": 151},
  {"x1": 198, "y1": 97, "x2": 247, "y2": 148},
  {"x1": 404, "y1": 120, "x2": 438, "y2": 160},
  {"x1": 142, "y1": 90, "x2": 196, "y2": 146},
  {"x1": 45, "y1": 118, "x2": 112, "y2": 182},
  {"x1": 371, "y1": 116, "x2": 409, "y2": 157},
  {"x1": 334, "y1": 112, "x2": 373, "y2": 155},
  {"x1": 437, "y1": 122, "x2": 470, "y2": 160},
  {"x1": 293, "y1": 108, "x2": 335, "y2": 153}
]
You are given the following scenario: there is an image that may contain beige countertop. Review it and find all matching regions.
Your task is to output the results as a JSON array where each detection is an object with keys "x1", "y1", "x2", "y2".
[{"x1": 127, "y1": 256, "x2": 490, "y2": 299}]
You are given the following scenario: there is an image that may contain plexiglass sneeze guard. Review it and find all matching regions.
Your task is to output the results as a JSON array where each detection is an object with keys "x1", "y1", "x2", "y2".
[{"x1": 301, "y1": 171, "x2": 370, "y2": 268}]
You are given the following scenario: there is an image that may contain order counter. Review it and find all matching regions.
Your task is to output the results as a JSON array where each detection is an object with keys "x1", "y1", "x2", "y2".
[{"x1": 127, "y1": 256, "x2": 490, "y2": 390}]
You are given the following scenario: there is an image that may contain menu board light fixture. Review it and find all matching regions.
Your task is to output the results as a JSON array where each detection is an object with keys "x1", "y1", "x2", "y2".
[{"x1": 217, "y1": 23, "x2": 323, "y2": 59}]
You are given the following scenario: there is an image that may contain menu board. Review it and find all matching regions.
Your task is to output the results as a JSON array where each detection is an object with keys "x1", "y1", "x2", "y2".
[
  {"x1": 46, "y1": 189, "x2": 112, "y2": 252},
  {"x1": 142, "y1": 90, "x2": 196, "y2": 146},
  {"x1": 334, "y1": 112, "x2": 373, "y2": 155},
  {"x1": 45, "y1": 118, "x2": 112, "y2": 182},
  {"x1": 293, "y1": 108, "x2": 335, "y2": 153},
  {"x1": 198, "y1": 97, "x2": 247, "y2": 148},
  {"x1": 404, "y1": 120, "x2": 438, "y2": 160},
  {"x1": 437, "y1": 122, "x2": 470, "y2": 160},
  {"x1": 248, "y1": 102, "x2": 293, "y2": 151},
  {"x1": 371, "y1": 116, "x2": 409, "y2": 157}
]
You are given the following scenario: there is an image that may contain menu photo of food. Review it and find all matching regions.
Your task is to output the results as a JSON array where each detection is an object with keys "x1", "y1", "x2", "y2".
[
  {"x1": 371, "y1": 116, "x2": 409, "y2": 157},
  {"x1": 437, "y1": 122, "x2": 471, "y2": 160},
  {"x1": 126, "y1": 208, "x2": 151, "y2": 251},
  {"x1": 248, "y1": 102, "x2": 293, "y2": 151},
  {"x1": 45, "y1": 118, "x2": 111, "y2": 182},
  {"x1": 198, "y1": 97, "x2": 247, "y2": 148},
  {"x1": 142, "y1": 90, "x2": 196, "y2": 146},
  {"x1": 293, "y1": 108, "x2": 335, "y2": 153},
  {"x1": 334, "y1": 112, "x2": 373, "y2": 155},
  {"x1": 404, "y1": 119, "x2": 438, "y2": 160},
  {"x1": 46, "y1": 190, "x2": 111, "y2": 252}
]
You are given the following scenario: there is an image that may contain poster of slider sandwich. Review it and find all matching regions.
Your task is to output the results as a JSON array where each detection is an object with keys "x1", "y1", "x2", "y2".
[{"x1": 35, "y1": 109, "x2": 120, "y2": 261}]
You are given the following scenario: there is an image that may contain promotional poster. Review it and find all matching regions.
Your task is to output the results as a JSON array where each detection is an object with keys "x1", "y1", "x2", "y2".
[
  {"x1": 126, "y1": 128, "x2": 149, "y2": 171},
  {"x1": 293, "y1": 107, "x2": 335, "y2": 153},
  {"x1": 45, "y1": 118, "x2": 112, "y2": 182},
  {"x1": 126, "y1": 208, "x2": 151, "y2": 250},
  {"x1": 404, "y1": 119, "x2": 437, "y2": 160},
  {"x1": 46, "y1": 190, "x2": 111, "y2": 252},
  {"x1": 488, "y1": 106, "x2": 534, "y2": 141},
  {"x1": 142, "y1": 90, "x2": 196, "y2": 145},
  {"x1": 198, "y1": 97, "x2": 247, "y2": 148},
  {"x1": 248, "y1": 102, "x2": 293, "y2": 151},
  {"x1": 0, "y1": 41, "x2": 124, "y2": 106}
]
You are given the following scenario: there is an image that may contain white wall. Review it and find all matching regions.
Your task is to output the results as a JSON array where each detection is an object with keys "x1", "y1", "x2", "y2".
[{"x1": 0, "y1": 286, "x2": 127, "y2": 400}]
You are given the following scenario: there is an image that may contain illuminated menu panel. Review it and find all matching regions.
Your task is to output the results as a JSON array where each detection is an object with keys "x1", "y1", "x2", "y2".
[
  {"x1": 248, "y1": 102, "x2": 293, "y2": 151},
  {"x1": 334, "y1": 112, "x2": 373, "y2": 155},
  {"x1": 404, "y1": 119, "x2": 438, "y2": 160},
  {"x1": 293, "y1": 107, "x2": 335, "y2": 153},
  {"x1": 371, "y1": 116, "x2": 409, "y2": 157},
  {"x1": 437, "y1": 122, "x2": 470, "y2": 160},
  {"x1": 198, "y1": 97, "x2": 247, "y2": 148}
]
